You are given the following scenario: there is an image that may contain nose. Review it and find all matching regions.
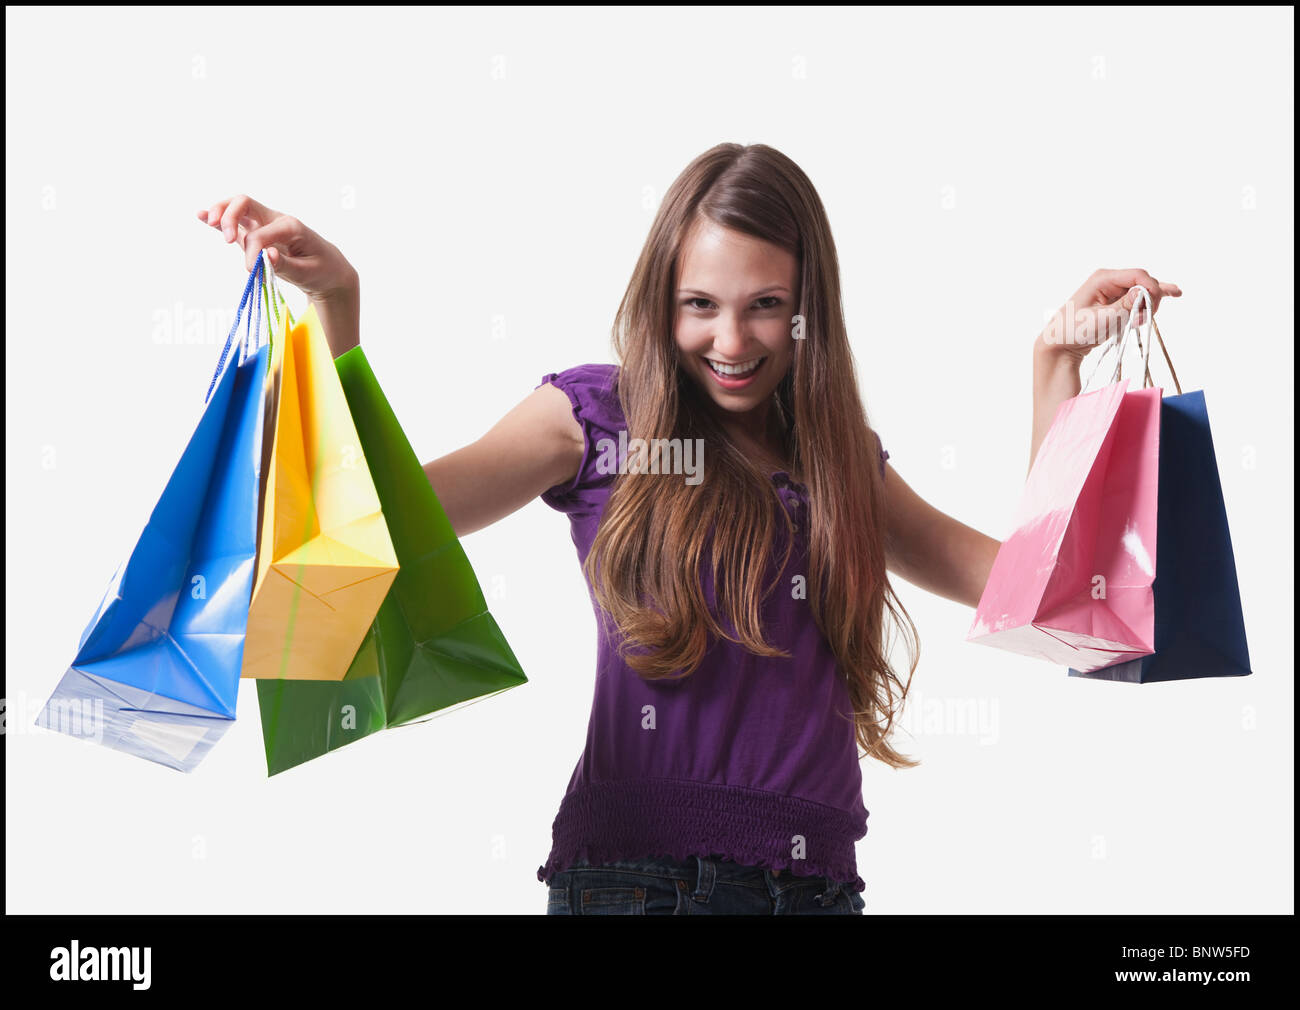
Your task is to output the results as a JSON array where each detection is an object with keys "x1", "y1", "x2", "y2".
[{"x1": 711, "y1": 312, "x2": 749, "y2": 358}]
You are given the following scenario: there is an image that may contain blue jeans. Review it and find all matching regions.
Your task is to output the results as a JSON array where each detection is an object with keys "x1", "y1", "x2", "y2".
[{"x1": 545, "y1": 853, "x2": 866, "y2": 915}]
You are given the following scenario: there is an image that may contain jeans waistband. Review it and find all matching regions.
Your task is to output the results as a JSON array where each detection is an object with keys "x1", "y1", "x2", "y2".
[{"x1": 567, "y1": 852, "x2": 848, "y2": 904}]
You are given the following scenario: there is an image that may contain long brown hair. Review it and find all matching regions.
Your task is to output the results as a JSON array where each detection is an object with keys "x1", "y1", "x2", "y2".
[{"x1": 585, "y1": 143, "x2": 921, "y2": 769}]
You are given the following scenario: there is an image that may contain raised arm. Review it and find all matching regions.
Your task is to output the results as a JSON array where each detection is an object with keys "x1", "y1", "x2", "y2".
[
  {"x1": 199, "y1": 195, "x2": 584, "y2": 537},
  {"x1": 883, "y1": 268, "x2": 1184, "y2": 611}
]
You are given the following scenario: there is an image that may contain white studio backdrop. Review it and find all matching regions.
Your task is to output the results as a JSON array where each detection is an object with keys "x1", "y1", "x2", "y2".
[{"x1": 4, "y1": 6, "x2": 1293, "y2": 915}]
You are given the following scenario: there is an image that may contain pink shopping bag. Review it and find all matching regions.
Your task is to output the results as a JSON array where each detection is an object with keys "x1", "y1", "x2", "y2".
[{"x1": 967, "y1": 378, "x2": 1162, "y2": 672}]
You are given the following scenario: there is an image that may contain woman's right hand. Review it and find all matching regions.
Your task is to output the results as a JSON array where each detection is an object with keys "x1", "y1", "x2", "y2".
[
  {"x1": 197, "y1": 195, "x2": 355, "y2": 298},
  {"x1": 198, "y1": 195, "x2": 360, "y2": 356}
]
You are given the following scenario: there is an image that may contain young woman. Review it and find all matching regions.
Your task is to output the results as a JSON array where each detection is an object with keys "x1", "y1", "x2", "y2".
[{"x1": 199, "y1": 143, "x2": 1179, "y2": 915}]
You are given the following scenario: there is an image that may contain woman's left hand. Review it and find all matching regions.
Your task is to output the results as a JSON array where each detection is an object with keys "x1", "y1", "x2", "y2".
[{"x1": 1035, "y1": 268, "x2": 1182, "y2": 366}]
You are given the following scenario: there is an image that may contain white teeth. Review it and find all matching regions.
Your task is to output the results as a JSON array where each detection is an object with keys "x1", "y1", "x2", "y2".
[{"x1": 706, "y1": 357, "x2": 763, "y2": 377}]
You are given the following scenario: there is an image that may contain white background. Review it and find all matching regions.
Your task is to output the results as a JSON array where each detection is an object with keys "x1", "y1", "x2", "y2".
[{"x1": 5, "y1": 6, "x2": 1293, "y2": 914}]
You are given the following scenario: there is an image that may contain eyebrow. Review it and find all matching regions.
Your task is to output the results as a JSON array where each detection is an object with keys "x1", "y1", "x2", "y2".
[{"x1": 678, "y1": 285, "x2": 790, "y2": 298}]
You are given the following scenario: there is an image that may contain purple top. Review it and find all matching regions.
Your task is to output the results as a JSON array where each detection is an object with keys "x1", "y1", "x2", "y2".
[{"x1": 534, "y1": 363, "x2": 890, "y2": 893}]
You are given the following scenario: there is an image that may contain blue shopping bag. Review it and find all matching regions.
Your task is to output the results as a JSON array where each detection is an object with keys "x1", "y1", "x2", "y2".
[
  {"x1": 1069, "y1": 389, "x2": 1251, "y2": 683},
  {"x1": 37, "y1": 259, "x2": 275, "y2": 770}
]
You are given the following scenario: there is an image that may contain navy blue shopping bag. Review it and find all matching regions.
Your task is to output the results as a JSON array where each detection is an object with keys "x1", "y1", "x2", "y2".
[{"x1": 1069, "y1": 390, "x2": 1251, "y2": 683}]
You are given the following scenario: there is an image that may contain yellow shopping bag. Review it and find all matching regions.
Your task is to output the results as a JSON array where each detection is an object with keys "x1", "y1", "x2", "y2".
[{"x1": 241, "y1": 303, "x2": 399, "y2": 681}]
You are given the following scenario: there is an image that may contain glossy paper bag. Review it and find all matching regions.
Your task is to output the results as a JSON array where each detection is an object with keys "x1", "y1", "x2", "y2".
[
  {"x1": 240, "y1": 304, "x2": 399, "y2": 682},
  {"x1": 1069, "y1": 389, "x2": 1251, "y2": 683},
  {"x1": 37, "y1": 261, "x2": 272, "y2": 771},
  {"x1": 256, "y1": 347, "x2": 528, "y2": 774},
  {"x1": 967, "y1": 377, "x2": 1163, "y2": 671}
]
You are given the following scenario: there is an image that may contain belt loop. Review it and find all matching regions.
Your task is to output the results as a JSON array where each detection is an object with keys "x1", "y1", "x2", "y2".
[{"x1": 692, "y1": 855, "x2": 717, "y2": 904}]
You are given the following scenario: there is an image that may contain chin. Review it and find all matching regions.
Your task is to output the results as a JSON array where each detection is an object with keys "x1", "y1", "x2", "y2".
[{"x1": 706, "y1": 387, "x2": 772, "y2": 412}]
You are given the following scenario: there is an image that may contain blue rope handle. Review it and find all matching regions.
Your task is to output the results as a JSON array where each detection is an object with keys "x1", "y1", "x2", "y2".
[
  {"x1": 236, "y1": 262, "x2": 264, "y2": 369},
  {"x1": 205, "y1": 257, "x2": 265, "y2": 404}
]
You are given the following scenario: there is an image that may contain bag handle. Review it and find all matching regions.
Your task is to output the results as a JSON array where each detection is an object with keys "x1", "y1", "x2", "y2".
[
  {"x1": 258, "y1": 248, "x2": 297, "y2": 343},
  {"x1": 1081, "y1": 284, "x2": 1183, "y2": 395},
  {"x1": 206, "y1": 256, "x2": 265, "y2": 404},
  {"x1": 1142, "y1": 315, "x2": 1182, "y2": 394}
]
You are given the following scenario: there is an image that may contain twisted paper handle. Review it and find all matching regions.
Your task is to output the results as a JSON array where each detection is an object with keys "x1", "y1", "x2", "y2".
[{"x1": 1081, "y1": 284, "x2": 1183, "y2": 395}]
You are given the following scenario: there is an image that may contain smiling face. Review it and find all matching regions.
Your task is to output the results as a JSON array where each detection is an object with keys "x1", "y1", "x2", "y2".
[{"x1": 673, "y1": 216, "x2": 799, "y2": 422}]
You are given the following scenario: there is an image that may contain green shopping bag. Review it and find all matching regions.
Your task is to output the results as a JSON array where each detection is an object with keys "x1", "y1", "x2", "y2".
[{"x1": 256, "y1": 346, "x2": 528, "y2": 774}]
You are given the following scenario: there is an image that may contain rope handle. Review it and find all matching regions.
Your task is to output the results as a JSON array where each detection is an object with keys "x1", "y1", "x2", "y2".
[
  {"x1": 258, "y1": 249, "x2": 297, "y2": 344},
  {"x1": 1081, "y1": 284, "x2": 1183, "y2": 395},
  {"x1": 205, "y1": 256, "x2": 265, "y2": 403}
]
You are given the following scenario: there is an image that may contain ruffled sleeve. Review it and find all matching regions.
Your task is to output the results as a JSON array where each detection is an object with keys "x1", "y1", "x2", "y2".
[
  {"x1": 535, "y1": 363, "x2": 625, "y2": 514},
  {"x1": 874, "y1": 430, "x2": 890, "y2": 479}
]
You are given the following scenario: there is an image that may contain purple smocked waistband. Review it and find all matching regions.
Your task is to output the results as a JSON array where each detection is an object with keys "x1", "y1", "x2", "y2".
[{"x1": 537, "y1": 777, "x2": 867, "y2": 893}]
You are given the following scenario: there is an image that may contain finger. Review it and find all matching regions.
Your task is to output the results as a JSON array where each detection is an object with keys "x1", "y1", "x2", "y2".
[
  {"x1": 262, "y1": 248, "x2": 317, "y2": 297},
  {"x1": 1087, "y1": 268, "x2": 1158, "y2": 308},
  {"x1": 260, "y1": 245, "x2": 291, "y2": 273},
  {"x1": 203, "y1": 199, "x2": 233, "y2": 230},
  {"x1": 266, "y1": 246, "x2": 310, "y2": 275},
  {"x1": 1099, "y1": 271, "x2": 1162, "y2": 323},
  {"x1": 242, "y1": 216, "x2": 305, "y2": 272},
  {"x1": 220, "y1": 194, "x2": 276, "y2": 244}
]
